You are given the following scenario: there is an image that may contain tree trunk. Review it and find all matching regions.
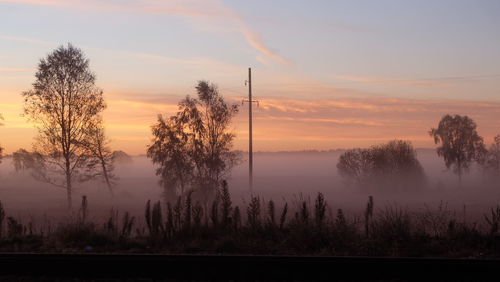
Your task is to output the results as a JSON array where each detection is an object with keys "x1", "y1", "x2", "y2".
[
  {"x1": 459, "y1": 159, "x2": 463, "y2": 187},
  {"x1": 101, "y1": 161, "x2": 113, "y2": 196},
  {"x1": 66, "y1": 162, "x2": 72, "y2": 209},
  {"x1": 180, "y1": 179, "x2": 185, "y2": 201},
  {"x1": 66, "y1": 178, "x2": 72, "y2": 210}
]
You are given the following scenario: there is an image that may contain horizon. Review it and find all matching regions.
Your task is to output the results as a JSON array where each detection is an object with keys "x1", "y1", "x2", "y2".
[
  {"x1": 0, "y1": 146, "x2": 445, "y2": 157},
  {"x1": 1, "y1": 0, "x2": 500, "y2": 154},
  {"x1": 3, "y1": 145, "x2": 462, "y2": 159}
]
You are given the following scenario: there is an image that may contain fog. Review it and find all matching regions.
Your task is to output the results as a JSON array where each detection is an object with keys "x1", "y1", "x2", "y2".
[{"x1": 0, "y1": 149, "x2": 499, "y2": 222}]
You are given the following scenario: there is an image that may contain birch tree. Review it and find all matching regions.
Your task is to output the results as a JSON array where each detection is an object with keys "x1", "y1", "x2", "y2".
[
  {"x1": 429, "y1": 114, "x2": 485, "y2": 185},
  {"x1": 22, "y1": 43, "x2": 106, "y2": 208},
  {"x1": 148, "y1": 81, "x2": 240, "y2": 203}
]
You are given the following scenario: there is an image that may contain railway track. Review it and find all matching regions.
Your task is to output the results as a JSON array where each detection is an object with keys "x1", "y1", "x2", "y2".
[{"x1": 0, "y1": 254, "x2": 498, "y2": 281}]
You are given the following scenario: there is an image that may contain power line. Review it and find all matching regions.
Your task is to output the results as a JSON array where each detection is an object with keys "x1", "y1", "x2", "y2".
[{"x1": 250, "y1": 73, "x2": 500, "y2": 87}]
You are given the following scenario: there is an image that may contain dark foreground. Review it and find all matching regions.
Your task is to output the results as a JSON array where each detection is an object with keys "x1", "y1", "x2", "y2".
[{"x1": 0, "y1": 254, "x2": 499, "y2": 281}]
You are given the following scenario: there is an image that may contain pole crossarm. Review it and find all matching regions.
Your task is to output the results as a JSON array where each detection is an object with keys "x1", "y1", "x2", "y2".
[{"x1": 242, "y1": 99, "x2": 259, "y2": 106}]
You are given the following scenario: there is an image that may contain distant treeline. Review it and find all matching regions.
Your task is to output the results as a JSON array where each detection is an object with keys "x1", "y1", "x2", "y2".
[{"x1": 1, "y1": 187, "x2": 500, "y2": 257}]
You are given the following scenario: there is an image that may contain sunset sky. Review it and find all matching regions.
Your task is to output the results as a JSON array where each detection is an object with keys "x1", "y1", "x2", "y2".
[{"x1": 1, "y1": 0, "x2": 500, "y2": 154}]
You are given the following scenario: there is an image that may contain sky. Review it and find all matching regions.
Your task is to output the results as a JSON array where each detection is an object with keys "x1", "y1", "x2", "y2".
[{"x1": 1, "y1": 0, "x2": 500, "y2": 154}]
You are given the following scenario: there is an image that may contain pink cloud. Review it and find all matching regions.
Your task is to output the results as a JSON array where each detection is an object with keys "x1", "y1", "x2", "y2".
[{"x1": 333, "y1": 75, "x2": 449, "y2": 87}]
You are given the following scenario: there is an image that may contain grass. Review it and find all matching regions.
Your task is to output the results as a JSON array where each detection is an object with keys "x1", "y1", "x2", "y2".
[{"x1": 1, "y1": 189, "x2": 500, "y2": 258}]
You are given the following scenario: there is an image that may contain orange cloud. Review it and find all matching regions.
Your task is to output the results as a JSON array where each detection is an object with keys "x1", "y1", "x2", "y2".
[
  {"x1": 258, "y1": 98, "x2": 379, "y2": 113},
  {"x1": 235, "y1": 96, "x2": 500, "y2": 151},
  {"x1": 256, "y1": 116, "x2": 383, "y2": 127},
  {"x1": 3, "y1": 91, "x2": 500, "y2": 154},
  {"x1": 101, "y1": 95, "x2": 500, "y2": 153},
  {"x1": 0, "y1": 67, "x2": 35, "y2": 72}
]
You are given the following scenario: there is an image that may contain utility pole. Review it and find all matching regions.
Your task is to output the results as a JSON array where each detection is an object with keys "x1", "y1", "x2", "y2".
[{"x1": 243, "y1": 67, "x2": 258, "y2": 193}]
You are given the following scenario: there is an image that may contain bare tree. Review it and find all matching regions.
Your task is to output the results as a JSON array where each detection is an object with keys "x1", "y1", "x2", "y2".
[
  {"x1": 429, "y1": 114, "x2": 485, "y2": 185},
  {"x1": 83, "y1": 121, "x2": 116, "y2": 195},
  {"x1": 148, "y1": 81, "x2": 240, "y2": 203},
  {"x1": 22, "y1": 43, "x2": 106, "y2": 208}
]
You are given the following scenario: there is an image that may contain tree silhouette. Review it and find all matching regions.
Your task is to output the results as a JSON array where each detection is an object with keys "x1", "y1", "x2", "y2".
[
  {"x1": 479, "y1": 135, "x2": 500, "y2": 177},
  {"x1": 148, "y1": 114, "x2": 192, "y2": 200},
  {"x1": 12, "y1": 149, "x2": 41, "y2": 173},
  {"x1": 82, "y1": 120, "x2": 116, "y2": 195},
  {"x1": 148, "y1": 81, "x2": 239, "y2": 203},
  {"x1": 429, "y1": 114, "x2": 485, "y2": 184},
  {"x1": 337, "y1": 140, "x2": 425, "y2": 190},
  {"x1": 112, "y1": 150, "x2": 133, "y2": 164},
  {"x1": 22, "y1": 43, "x2": 106, "y2": 208},
  {"x1": 336, "y1": 148, "x2": 371, "y2": 184},
  {"x1": 370, "y1": 140, "x2": 424, "y2": 178}
]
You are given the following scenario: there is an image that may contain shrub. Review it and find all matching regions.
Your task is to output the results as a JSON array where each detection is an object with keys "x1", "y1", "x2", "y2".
[{"x1": 337, "y1": 140, "x2": 426, "y2": 191}]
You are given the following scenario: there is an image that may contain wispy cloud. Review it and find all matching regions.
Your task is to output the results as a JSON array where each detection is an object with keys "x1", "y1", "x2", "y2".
[
  {"x1": 115, "y1": 94, "x2": 500, "y2": 145},
  {"x1": 139, "y1": 0, "x2": 292, "y2": 65},
  {"x1": 239, "y1": 27, "x2": 291, "y2": 65},
  {"x1": 256, "y1": 116, "x2": 384, "y2": 127},
  {"x1": 3, "y1": 90, "x2": 500, "y2": 153},
  {"x1": 0, "y1": 33, "x2": 245, "y2": 73},
  {"x1": 0, "y1": 33, "x2": 54, "y2": 45},
  {"x1": 0, "y1": 0, "x2": 291, "y2": 65},
  {"x1": 256, "y1": 97, "x2": 500, "y2": 116},
  {"x1": 121, "y1": 50, "x2": 244, "y2": 72},
  {"x1": 0, "y1": 67, "x2": 35, "y2": 72},
  {"x1": 0, "y1": 0, "x2": 60, "y2": 6},
  {"x1": 332, "y1": 74, "x2": 500, "y2": 87},
  {"x1": 333, "y1": 75, "x2": 448, "y2": 87},
  {"x1": 259, "y1": 98, "x2": 379, "y2": 113}
]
